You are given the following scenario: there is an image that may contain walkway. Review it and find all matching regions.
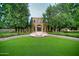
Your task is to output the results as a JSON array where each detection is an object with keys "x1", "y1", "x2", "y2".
[
  {"x1": 48, "y1": 34, "x2": 79, "y2": 41},
  {"x1": 0, "y1": 35, "x2": 30, "y2": 41},
  {"x1": 0, "y1": 32, "x2": 79, "y2": 41}
]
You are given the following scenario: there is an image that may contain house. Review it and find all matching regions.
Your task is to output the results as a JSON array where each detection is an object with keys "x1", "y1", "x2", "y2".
[{"x1": 31, "y1": 17, "x2": 48, "y2": 32}]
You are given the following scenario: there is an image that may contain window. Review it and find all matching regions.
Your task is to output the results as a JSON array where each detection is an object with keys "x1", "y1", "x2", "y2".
[{"x1": 33, "y1": 20, "x2": 35, "y2": 23}]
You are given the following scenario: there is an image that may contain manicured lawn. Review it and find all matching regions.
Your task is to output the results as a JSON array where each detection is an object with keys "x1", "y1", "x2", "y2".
[
  {"x1": 0, "y1": 32, "x2": 18, "y2": 38},
  {"x1": 0, "y1": 32, "x2": 29, "y2": 38},
  {"x1": 49, "y1": 32, "x2": 79, "y2": 38},
  {"x1": 0, "y1": 37, "x2": 79, "y2": 56}
]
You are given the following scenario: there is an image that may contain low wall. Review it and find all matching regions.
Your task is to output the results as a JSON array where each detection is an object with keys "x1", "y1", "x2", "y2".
[{"x1": 0, "y1": 29, "x2": 15, "y2": 32}]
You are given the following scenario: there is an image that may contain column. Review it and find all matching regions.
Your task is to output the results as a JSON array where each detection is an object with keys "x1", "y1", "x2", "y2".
[
  {"x1": 35, "y1": 24, "x2": 37, "y2": 32},
  {"x1": 42, "y1": 24, "x2": 43, "y2": 32}
]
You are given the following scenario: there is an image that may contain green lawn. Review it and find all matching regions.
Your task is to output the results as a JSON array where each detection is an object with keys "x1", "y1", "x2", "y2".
[
  {"x1": 0, "y1": 32, "x2": 18, "y2": 38},
  {"x1": 48, "y1": 32, "x2": 79, "y2": 38},
  {"x1": 0, "y1": 36, "x2": 79, "y2": 56},
  {"x1": 0, "y1": 32, "x2": 29, "y2": 38}
]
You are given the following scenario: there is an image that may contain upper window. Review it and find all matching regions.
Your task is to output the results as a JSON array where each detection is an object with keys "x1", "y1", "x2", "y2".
[{"x1": 33, "y1": 20, "x2": 35, "y2": 23}]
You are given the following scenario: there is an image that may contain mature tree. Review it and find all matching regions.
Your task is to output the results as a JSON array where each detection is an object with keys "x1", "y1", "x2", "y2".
[
  {"x1": 43, "y1": 3, "x2": 76, "y2": 32},
  {"x1": 71, "y1": 4, "x2": 79, "y2": 29},
  {"x1": 0, "y1": 3, "x2": 5, "y2": 28},
  {"x1": 11, "y1": 4, "x2": 30, "y2": 32},
  {"x1": 2, "y1": 3, "x2": 30, "y2": 32}
]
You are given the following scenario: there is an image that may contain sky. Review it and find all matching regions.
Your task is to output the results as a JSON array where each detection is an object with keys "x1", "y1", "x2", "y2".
[{"x1": 29, "y1": 3, "x2": 52, "y2": 18}]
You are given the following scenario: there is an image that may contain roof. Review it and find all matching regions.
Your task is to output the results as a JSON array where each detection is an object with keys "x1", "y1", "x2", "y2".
[{"x1": 31, "y1": 17, "x2": 43, "y2": 20}]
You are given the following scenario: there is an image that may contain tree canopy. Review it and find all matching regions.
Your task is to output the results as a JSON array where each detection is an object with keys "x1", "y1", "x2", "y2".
[
  {"x1": 0, "y1": 3, "x2": 30, "y2": 32},
  {"x1": 43, "y1": 3, "x2": 79, "y2": 32}
]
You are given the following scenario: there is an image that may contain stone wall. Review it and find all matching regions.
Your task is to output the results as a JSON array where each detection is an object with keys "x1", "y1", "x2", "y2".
[{"x1": 0, "y1": 29, "x2": 15, "y2": 32}]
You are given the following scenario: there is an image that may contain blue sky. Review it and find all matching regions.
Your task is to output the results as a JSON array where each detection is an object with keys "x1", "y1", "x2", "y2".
[{"x1": 29, "y1": 3, "x2": 52, "y2": 17}]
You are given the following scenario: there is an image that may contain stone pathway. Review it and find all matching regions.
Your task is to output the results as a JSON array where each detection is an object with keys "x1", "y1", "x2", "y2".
[
  {"x1": 30, "y1": 32, "x2": 48, "y2": 37},
  {"x1": 0, "y1": 32, "x2": 79, "y2": 41},
  {"x1": 48, "y1": 34, "x2": 79, "y2": 41},
  {"x1": 0, "y1": 35, "x2": 30, "y2": 41}
]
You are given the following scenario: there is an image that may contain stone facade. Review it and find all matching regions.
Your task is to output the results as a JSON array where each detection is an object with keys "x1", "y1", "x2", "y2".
[{"x1": 31, "y1": 17, "x2": 47, "y2": 32}]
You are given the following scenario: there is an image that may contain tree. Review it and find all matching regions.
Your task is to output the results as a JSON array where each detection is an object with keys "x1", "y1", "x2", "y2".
[
  {"x1": 11, "y1": 4, "x2": 30, "y2": 32},
  {"x1": 71, "y1": 4, "x2": 79, "y2": 29},
  {"x1": 0, "y1": 3, "x2": 5, "y2": 28},
  {"x1": 43, "y1": 3, "x2": 76, "y2": 32},
  {"x1": 2, "y1": 3, "x2": 30, "y2": 32}
]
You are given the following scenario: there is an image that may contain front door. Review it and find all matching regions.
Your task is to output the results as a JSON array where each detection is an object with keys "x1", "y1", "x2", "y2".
[{"x1": 37, "y1": 25, "x2": 41, "y2": 31}]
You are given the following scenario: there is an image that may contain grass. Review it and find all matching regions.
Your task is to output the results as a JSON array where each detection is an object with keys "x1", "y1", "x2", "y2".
[
  {"x1": 0, "y1": 32, "x2": 30, "y2": 38},
  {"x1": 48, "y1": 32, "x2": 79, "y2": 38},
  {"x1": 0, "y1": 32, "x2": 18, "y2": 38},
  {"x1": 0, "y1": 36, "x2": 79, "y2": 56}
]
